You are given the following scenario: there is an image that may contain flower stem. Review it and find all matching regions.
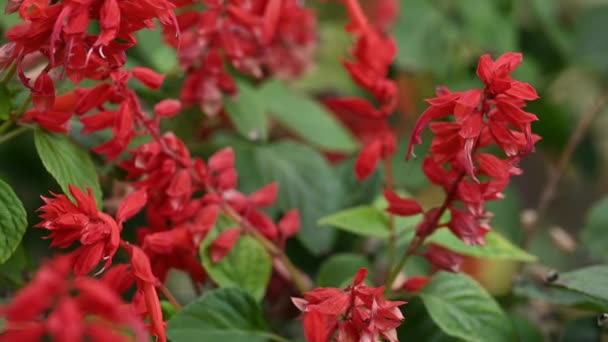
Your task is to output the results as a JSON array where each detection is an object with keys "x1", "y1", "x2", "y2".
[
  {"x1": 159, "y1": 284, "x2": 182, "y2": 311},
  {"x1": 383, "y1": 157, "x2": 398, "y2": 277},
  {"x1": 385, "y1": 172, "x2": 465, "y2": 290},
  {"x1": 0, "y1": 63, "x2": 17, "y2": 85},
  {"x1": 0, "y1": 125, "x2": 29, "y2": 145}
]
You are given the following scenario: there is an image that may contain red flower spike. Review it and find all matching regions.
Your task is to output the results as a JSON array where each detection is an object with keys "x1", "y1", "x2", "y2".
[
  {"x1": 154, "y1": 99, "x2": 182, "y2": 118},
  {"x1": 383, "y1": 190, "x2": 423, "y2": 216},
  {"x1": 132, "y1": 67, "x2": 165, "y2": 90},
  {"x1": 352, "y1": 267, "x2": 368, "y2": 285},
  {"x1": 262, "y1": 0, "x2": 282, "y2": 44},
  {"x1": 210, "y1": 228, "x2": 241, "y2": 263},
  {"x1": 32, "y1": 72, "x2": 55, "y2": 112},
  {"x1": 96, "y1": 0, "x2": 120, "y2": 46},
  {"x1": 303, "y1": 310, "x2": 332, "y2": 342}
]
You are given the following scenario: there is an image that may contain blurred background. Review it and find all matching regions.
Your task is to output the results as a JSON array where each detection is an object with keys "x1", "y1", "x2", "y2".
[{"x1": 3, "y1": 0, "x2": 608, "y2": 340}]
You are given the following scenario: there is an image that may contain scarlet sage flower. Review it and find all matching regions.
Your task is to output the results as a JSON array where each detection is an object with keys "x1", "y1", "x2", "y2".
[
  {"x1": 293, "y1": 268, "x2": 405, "y2": 342},
  {"x1": 36, "y1": 184, "x2": 146, "y2": 275},
  {"x1": 0, "y1": 255, "x2": 147, "y2": 342},
  {"x1": 397, "y1": 52, "x2": 540, "y2": 251}
]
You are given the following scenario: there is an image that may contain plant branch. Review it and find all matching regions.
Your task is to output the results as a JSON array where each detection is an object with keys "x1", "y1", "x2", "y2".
[{"x1": 523, "y1": 92, "x2": 608, "y2": 248}]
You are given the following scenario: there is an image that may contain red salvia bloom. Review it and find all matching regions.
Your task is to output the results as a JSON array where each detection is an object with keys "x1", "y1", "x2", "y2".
[
  {"x1": 36, "y1": 184, "x2": 146, "y2": 275},
  {"x1": 0, "y1": 255, "x2": 147, "y2": 342},
  {"x1": 395, "y1": 52, "x2": 540, "y2": 277},
  {"x1": 293, "y1": 268, "x2": 405, "y2": 342}
]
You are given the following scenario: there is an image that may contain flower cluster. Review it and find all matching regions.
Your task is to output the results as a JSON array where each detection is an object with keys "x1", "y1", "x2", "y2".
[
  {"x1": 292, "y1": 268, "x2": 405, "y2": 342},
  {"x1": 323, "y1": 0, "x2": 399, "y2": 180},
  {"x1": 170, "y1": 0, "x2": 317, "y2": 115},
  {"x1": 0, "y1": 255, "x2": 147, "y2": 342},
  {"x1": 387, "y1": 52, "x2": 540, "y2": 276}
]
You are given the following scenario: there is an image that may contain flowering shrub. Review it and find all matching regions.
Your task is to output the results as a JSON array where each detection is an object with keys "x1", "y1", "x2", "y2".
[{"x1": 1, "y1": 0, "x2": 608, "y2": 341}]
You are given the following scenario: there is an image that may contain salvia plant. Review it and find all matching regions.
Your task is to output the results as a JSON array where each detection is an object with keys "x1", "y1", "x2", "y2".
[{"x1": 0, "y1": 0, "x2": 607, "y2": 341}]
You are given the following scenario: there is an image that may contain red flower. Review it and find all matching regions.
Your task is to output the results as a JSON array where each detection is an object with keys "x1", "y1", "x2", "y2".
[
  {"x1": 36, "y1": 184, "x2": 146, "y2": 275},
  {"x1": 292, "y1": 268, "x2": 405, "y2": 342},
  {"x1": 209, "y1": 228, "x2": 241, "y2": 263},
  {"x1": 0, "y1": 255, "x2": 147, "y2": 342}
]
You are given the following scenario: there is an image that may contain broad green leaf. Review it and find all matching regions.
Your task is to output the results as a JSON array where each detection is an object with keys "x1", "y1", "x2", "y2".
[
  {"x1": 552, "y1": 265, "x2": 608, "y2": 302},
  {"x1": 34, "y1": 129, "x2": 103, "y2": 208},
  {"x1": 319, "y1": 191, "x2": 422, "y2": 239},
  {"x1": 581, "y1": 196, "x2": 608, "y2": 261},
  {"x1": 0, "y1": 85, "x2": 10, "y2": 120},
  {"x1": 560, "y1": 316, "x2": 602, "y2": 342},
  {"x1": 224, "y1": 81, "x2": 268, "y2": 142},
  {"x1": 420, "y1": 272, "x2": 515, "y2": 342},
  {"x1": 426, "y1": 229, "x2": 537, "y2": 262},
  {"x1": 166, "y1": 288, "x2": 273, "y2": 342},
  {"x1": 318, "y1": 206, "x2": 390, "y2": 238},
  {"x1": 0, "y1": 245, "x2": 26, "y2": 286},
  {"x1": 396, "y1": 299, "x2": 451, "y2": 342},
  {"x1": 260, "y1": 80, "x2": 358, "y2": 153},
  {"x1": 201, "y1": 234, "x2": 271, "y2": 301},
  {"x1": 0, "y1": 179, "x2": 27, "y2": 263},
  {"x1": 227, "y1": 139, "x2": 341, "y2": 255},
  {"x1": 316, "y1": 253, "x2": 371, "y2": 287},
  {"x1": 574, "y1": 5, "x2": 608, "y2": 72},
  {"x1": 514, "y1": 278, "x2": 608, "y2": 312},
  {"x1": 336, "y1": 157, "x2": 383, "y2": 208}
]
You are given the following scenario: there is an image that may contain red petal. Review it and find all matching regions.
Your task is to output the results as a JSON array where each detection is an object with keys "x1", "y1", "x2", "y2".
[
  {"x1": 154, "y1": 99, "x2": 181, "y2": 117},
  {"x1": 459, "y1": 112, "x2": 483, "y2": 139},
  {"x1": 132, "y1": 67, "x2": 165, "y2": 90},
  {"x1": 250, "y1": 182, "x2": 278, "y2": 207},
  {"x1": 33, "y1": 72, "x2": 55, "y2": 112},
  {"x1": 209, "y1": 147, "x2": 235, "y2": 172},
  {"x1": 476, "y1": 54, "x2": 493, "y2": 85},
  {"x1": 383, "y1": 190, "x2": 423, "y2": 216},
  {"x1": 454, "y1": 89, "x2": 481, "y2": 121},
  {"x1": 116, "y1": 188, "x2": 147, "y2": 224},
  {"x1": 80, "y1": 110, "x2": 116, "y2": 133},
  {"x1": 210, "y1": 228, "x2": 241, "y2": 263},
  {"x1": 352, "y1": 268, "x2": 368, "y2": 286},
  {"x1": 354, "y1": 139, "x2": 382, "y2": 181},
  {"x1": 262, "y1": 0, "x2": 282, "y2": 44},
  {"x1": 303, "y1": 310, "x2": 331, "y2": 342},
  {"x1": 402, "y1": 276, "x2": 430, "y2": 292},
  {"x1": 278, "y1": 209, "x2": 300, "y2": 238}
]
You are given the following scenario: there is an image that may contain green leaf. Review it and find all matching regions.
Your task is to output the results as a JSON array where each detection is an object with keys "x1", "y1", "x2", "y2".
[
  {"x1": 574, "y1": 5, "x2": 608, "y2": 73},
  {"x1": 0, "y1": 245, "x2": 27, "y2": 286},
  {"x1": 581, "y1": 196, "x2": 608, "y2": 261},
  {"x1": 318, "y1": 206, "x2": 390, "y2": 238},
  {"x1": 316, "y1": 254, "x2": 371, "y2": 287},
  {"x1": 552, "y1": 265, "x2": 608, "y2": 302},
  {"x1": 335, "y1": 157, "x2": 383, "y2": 208},
  {"x1": 133, "y1": 25, "x2": 177, "y2": 74},
  {"x1": 560, "y1": 316, "x2": 602, "y2": 342},
  {"x1": 420, "y1": 272, "x2": 515, "y2": 342},
  {"x1": 514, "y1": 278, "x2": 608, "y2": 312},
  {"x1": 166, "y1": 288, "x2": 273, "y2": 342},
  {"x1": 0, "y1": 85, "x2": 10, "y2": 121},
  {"x1": 0, "y1": 179, "x2": 27, "y2": 263},
  {"x1": 201, "y1": 234, "x2": 271, "y2": 301},
  {"x1": 224, "y1": 81, "x2": 268, "y2": 142},
  {"x1": 260, "y1": 80, "x2": 358, "y2": 153},
  {"x1": 228, "y1": 139, "x2": 341, "y2": 255},
  {"x1": 426, "y1": 229, "x2": 537, "y2": 262},
  {"x1": 34, "y1": 129, "x2": 102, "y2": 208},
  {"x1": 510, "y1": 313, "x2": 544, "y2": 342}
]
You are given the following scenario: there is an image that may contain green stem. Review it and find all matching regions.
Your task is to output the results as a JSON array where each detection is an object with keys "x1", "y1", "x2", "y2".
[
  {"x1": 0, "y1": 63, "x2": 17, "y2": 85},
  {"x1": 0, "y1": 120, "x2": 12, "y2": 134},
  {"x1": 0, "y1": 126, "x2": 29, "y2": 145}
]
